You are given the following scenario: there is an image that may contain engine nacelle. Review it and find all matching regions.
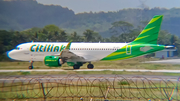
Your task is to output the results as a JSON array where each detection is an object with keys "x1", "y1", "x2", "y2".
[{"x1": 44, "y1": 56, "x2": 62, "y2": 67}]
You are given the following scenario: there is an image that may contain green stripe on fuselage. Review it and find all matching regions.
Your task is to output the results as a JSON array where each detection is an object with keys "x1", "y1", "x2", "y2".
[{"x1": 101, "y1": 44, "x2": 165, "y2": 61}]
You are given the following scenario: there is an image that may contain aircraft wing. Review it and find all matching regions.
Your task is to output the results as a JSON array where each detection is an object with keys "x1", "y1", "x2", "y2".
[
  {"x1": 55, "y1": 41, "x2": 86, "y2": 62},
  {"x1": 60, "y1": 49, "x2": 85, "y2": 61}
]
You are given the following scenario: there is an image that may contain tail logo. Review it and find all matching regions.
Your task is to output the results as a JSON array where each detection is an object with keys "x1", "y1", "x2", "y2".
[{"x1": 140, "y1": 46, "x2": 153, "y2": 52}]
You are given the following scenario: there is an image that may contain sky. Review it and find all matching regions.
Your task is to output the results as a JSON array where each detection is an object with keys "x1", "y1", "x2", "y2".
[{"x1": 36, "y1": 0, "x2": 180, "y2": 14}]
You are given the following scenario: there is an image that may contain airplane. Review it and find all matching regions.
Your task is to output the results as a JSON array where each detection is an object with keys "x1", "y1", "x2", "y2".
[{"x1": 7, "y1": 15, "x2": 170, "y2": 69}]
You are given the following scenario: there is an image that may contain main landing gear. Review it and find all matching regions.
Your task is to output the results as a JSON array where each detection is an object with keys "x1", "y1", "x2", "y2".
[
  {"x1": 73, "y1": 64, "x2": 80, "y2": 69},
  {"x1": 73, "y1": 62, "x2": 83, "y2": 69},
  {"x1": 87, "y1": 63, "x2": 94, "y2": 69},
  {"x1": 28, "y1": 61, "x2": 34, "y2": 69},
  {"x1": 72, "y1": 62, "x2": 94, "y2": 69}
]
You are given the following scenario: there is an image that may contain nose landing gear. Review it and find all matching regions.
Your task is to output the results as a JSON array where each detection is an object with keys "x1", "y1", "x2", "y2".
[{"x1": 28, "y1": 61, "x2": 34, "y2": 69}]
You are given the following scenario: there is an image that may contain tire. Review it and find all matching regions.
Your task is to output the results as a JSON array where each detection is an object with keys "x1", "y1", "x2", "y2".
[
  {"x1": 73, "y1": 64, "x2": 80, "y2": 69},
  {"x1": 87, "y1": 64, "x2": 94, "y2": 69},
  {"x1": 28, "y1": 66, "x2": 34, "y2": 69}
]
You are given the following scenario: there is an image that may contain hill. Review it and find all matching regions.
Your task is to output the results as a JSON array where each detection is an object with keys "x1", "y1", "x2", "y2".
[
  {"x1": 0, "y1": 0, "x2": 180, "y2": 37},
  {"x1": 0, "y1": 0, "x2": 75, "y2": 30},
  {"x1": 62, "y1": 8, "x2": 180, "y2": 37}
]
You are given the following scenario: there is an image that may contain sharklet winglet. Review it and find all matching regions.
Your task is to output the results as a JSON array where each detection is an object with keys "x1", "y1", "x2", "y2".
[
  {"x1": 65, "y1": 40, "x2": 72, "y2": 50},
  {"x1": 59, "y1": 40, "x2": 72, "y2": 56}
]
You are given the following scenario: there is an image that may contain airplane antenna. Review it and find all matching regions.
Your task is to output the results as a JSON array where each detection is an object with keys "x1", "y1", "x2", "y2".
[{"x1": 139, "y1": 0, "x2": 148, "y2": 9}]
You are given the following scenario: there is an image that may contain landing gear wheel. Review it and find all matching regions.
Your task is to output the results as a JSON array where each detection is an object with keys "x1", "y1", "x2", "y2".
[
  {"x1": 87, "y1": 64, "x2": 94, "y2": 69},
  {"x1": 73, "y1": 64, "x2": 80, "y2": 69},
  {"x1": 28, "y1": 61, "x2": 34, "y2": 69},
  {"x1": 28, "y1": 66, "x2": 34, "y2": 69}
]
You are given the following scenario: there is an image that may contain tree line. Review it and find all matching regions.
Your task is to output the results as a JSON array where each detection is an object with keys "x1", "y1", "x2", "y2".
[{"x1": 0, "y1": 21, "x2": 180, "y2": 61}]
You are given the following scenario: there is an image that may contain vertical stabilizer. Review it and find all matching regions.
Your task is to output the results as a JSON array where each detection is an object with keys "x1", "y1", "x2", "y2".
[{"x1": 131, "y1": 15, "x2": 163, "y2": 44}]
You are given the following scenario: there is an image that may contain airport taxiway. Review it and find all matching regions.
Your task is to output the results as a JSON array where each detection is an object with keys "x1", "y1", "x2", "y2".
[{"x1": 0, "y1": 74, "x2": 179, "y2": 82}]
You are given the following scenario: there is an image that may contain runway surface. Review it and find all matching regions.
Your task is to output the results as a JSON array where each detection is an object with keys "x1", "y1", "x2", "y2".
[
  {"x1": 145, "y1": 59, "x2": 180, "y2": 64},
  {"x1": 1, "y1": 69, "x2": 180, "y2": 73}
]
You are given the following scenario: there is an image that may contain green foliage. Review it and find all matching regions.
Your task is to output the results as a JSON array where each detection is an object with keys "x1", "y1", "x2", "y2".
[
  {"x1": 68, "y1": 32, "x2": 83, "y2": 42},
  {"x1": 44, "y1": 25, "x2": 60, "y2": 32},
  {"x1": 83, "y1": 29, "x2": 102, "y2": 42},
  {"x1": 158, "y1": 30, "x2": 172, "y2": 45},
  {"x1": 21, "y1": 71, "x2": 31, "y2": 75},
  {"x1": 110, "y1": 21, "x2": 134, "y2": 35},
  {"x1": 118, "y1": 81, "x2": 129, "y2": 85},
  {"x1": 16, "y1": 94, "x2": 26, "y2": 99}
]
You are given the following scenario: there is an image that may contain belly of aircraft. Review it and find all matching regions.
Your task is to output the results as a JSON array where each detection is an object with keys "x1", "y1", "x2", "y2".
[{"x1": 29, "y1": 50, "x2": 114, "y2": 62}]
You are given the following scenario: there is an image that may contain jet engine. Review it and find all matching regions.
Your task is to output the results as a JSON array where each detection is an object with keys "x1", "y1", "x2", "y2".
[{"x1": 44, "y1": 56, "x2": 63, "y2": 67}]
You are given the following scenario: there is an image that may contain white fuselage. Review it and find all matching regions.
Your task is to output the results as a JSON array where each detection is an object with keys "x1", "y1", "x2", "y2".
[{"x1": 8, "y1": 42, "x2": 128, "y2": 62}]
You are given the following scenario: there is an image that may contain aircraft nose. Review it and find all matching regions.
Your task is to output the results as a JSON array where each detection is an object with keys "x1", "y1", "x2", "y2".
[{"x1": 7, "y1": 50, "x2": 18, "y2": 60}]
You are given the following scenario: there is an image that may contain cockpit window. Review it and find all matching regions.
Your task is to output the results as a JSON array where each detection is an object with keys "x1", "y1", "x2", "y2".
[{"x1": 15, "y1": 47, "x2": 20, "y2": 50}]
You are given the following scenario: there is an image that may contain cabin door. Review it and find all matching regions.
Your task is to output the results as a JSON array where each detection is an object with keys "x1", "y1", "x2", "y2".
[{"x1": 126, "y1": 45, "x2": 132, "y2": 55}]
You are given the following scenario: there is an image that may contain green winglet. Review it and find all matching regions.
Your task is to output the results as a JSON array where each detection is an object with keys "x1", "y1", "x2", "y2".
[
  {"x1": 65, "y1": 40, "x2": 72, "y2": 49},
  {"x1": 131, "y1": 15, "x2": 163, "y2": 44}
]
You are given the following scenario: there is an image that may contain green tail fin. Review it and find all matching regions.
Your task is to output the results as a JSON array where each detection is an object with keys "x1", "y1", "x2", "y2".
[{"x1": 131, "y1": 15, "x2": 163, "y2": 44}]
